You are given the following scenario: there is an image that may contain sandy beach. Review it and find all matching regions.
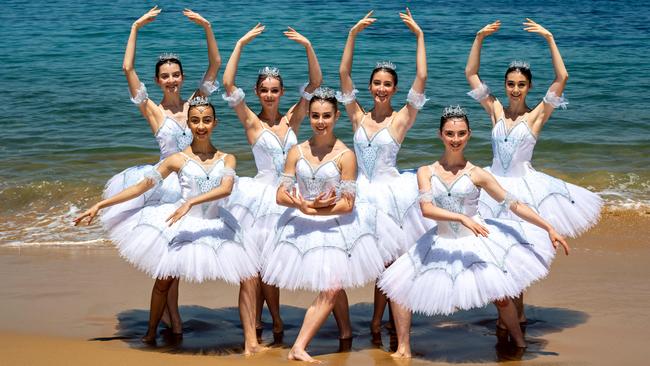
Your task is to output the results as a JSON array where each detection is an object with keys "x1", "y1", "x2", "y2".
[{"x1": 1, "y1": 210, "x2": 649, "y2": 365}]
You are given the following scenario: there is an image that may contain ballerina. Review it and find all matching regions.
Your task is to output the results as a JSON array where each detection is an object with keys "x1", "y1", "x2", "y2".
[
  {"x1": 262, "y1": 88, "x2": 401, "y2": 362},
  {"x1": 75, "y1": 97, "x2": 267, "y2": 354},
  {"x1": 221, "y1": 23, "x2": 322, "y2": 337},
  {"x1": 338, "y1": 9, "x2": 434, "y2": 337},
  {"x1": 378, "y1": 105, "x2": 570, "y2": 357},
  {"x1": 102, "y1": 6, "x2": 221, "y2": 335},
  {"x1": 465, "y1": 18, "x2": 602, "y2": 328}
]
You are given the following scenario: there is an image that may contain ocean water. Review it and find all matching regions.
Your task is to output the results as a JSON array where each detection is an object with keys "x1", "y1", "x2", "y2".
[{"x1": 1, "y1": 0, "x2": 649, "y2": 246}]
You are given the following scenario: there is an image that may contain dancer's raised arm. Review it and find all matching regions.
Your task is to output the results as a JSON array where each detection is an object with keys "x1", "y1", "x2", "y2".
[
  {"x1": 222, "y1": 23, "x2": 266, "y2": 131},
  {"x1": 123, "y1": 6, "x2": 165, "y2": 132},
  {"x1": 283, "y1": 27, "x2": 322, "y2": 131},
  {"x1": 524, "y1": 18, "x2": 569, "y2": 130},
  {"x1": 339, "y1": 11, "x2": 376, "y2": 128},
  {"x1": 392, "y1": 8, "x2": 428, "y2": 139},
  {"x1": 465, "y1": 20, "x2": 503, "y2": 123},
  {"x1": 183, "y1": 8, "x2": 222, "y2": 98}
]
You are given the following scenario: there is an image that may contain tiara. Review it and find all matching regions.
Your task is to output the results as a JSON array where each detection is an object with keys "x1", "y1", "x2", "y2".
[
  {"x1": 159, "y1": 52, "x2": 180, "y2": 62},
  {"x1": 258, "y1": 66, "x2": 281, "y2": 78},
  {"x1": 312, "y1": 87, "x2": 336, "y2": 100},
  {"x1": 375, "y1": 61, "x2": 396, "y2": 70},
  {"x1": 509, "y1": 60, "x2": 530, "y2": 70},
  {"x1": 442, "y1": 105, "x2": 467, "y2": 119},
  {"x1": 188, "y1": 96, "x2": 210, "y2": 106}
]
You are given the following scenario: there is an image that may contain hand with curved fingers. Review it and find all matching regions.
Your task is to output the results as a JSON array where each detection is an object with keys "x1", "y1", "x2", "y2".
[
  {"x1": 165, "y1": 201, "x2": 192, "y2": 227},
  {"x1": 399, "y1": 8, "x2": 422, "y2": 37},
  {"x1": 239, "y1": 23, "x2": 265, "y2": 46},
  {"x1": 183, "y1": 8, "x2": 210, "y2": 28},
  {"x1": 523, "y1": 18, "x2": 553, "y2": 40},
  {"x1": 460, "y1": 216, "x2": 490, "y2": 237},
  {"x1": 477, "y1": 20, "x2": 501, "y2": 38},
  {"x1": 284, "y1": 27, "x2": 311, "y2": 47},
  {"x1": 287, "y1": 187, "x2": 310, "y2": 213},
  {"x1": 134, "y1": 6, "x2": 161, "y2": 29},
  {"x1": 309, "y1": 190, "x2": 337, "y2": 209},
  {"x1": 350, "y1": 10, "x2": 377, "y2": 35},
  {"x1": 73, "y1": 204, "x2": 101, "y2": 226},
  {"x1": 548, "y1": 229, "x2": 570, "y2": 255}
]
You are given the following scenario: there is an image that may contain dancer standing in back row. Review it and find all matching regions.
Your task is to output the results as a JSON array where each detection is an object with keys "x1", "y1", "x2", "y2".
[
  {"x1": 222, "y1": 23, "x2": 322, "y2": 337},
  {"x1": 102, "y1": 6, "x2": 221, "y2": 336},
  {"x1": 465, "y1": 18, "x2": 601, "y2": 328},
  {"x1": 338, "y1": 9, "x2": 434, "y2": 338}
]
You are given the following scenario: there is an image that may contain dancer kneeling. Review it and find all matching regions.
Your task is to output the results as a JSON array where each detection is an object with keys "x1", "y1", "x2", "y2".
[
  {"x1": 74, "y1": 97, "x2": 266, "y2": 354},
  {"x1": 262, "y1": 87, "x2": 400, "y2": 362},
  {"x1": 378, "y1": 105, "x2": 570, "y2": 358}
]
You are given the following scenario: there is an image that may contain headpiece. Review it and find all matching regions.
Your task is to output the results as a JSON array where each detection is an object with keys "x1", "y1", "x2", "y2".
[
  {"x1": 188, "y1": 96, "x2": 210, "y2": 106},
  {"x1": 312, "y1": 87, "x2": 336, "y2": 100},
  {"x1": 508, "y1": 60, "x2": 530, "y2": 70},
  {"x1": 258, "y1": 66, "x2": 281, "y2": 78},
  {"x1": 442, "y1": 105, "x2": 467, "y2": 119},
  {"x1": 375, "y1": 61, "x2": 396, "y2": 71},
  {"x1": 158, "y1": 52, "x2": 180, "y2": 62}
]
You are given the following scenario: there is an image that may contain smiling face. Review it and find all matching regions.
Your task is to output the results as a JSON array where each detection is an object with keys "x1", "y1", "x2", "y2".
[
  {"x1": 255, "y1": 77, "x2": 284, "y2": 110},
  {"x1": 309, "y1": 99, "x2": 339, "y2": 137},
  {"x1": 368, "y1": 70, "x2": 397, "y2": 105},
  {"x1": 439, "y1": 117, "x2": 471, "y2": 153},
  {"x1": 187, "y1": 105, "x2": 216, "y2": 141},
  {"x1": 156, "y1": 62, "x2": 184, "y2": 94},
  {"x1": 504, "y1": 70, "x2": 531, "y2": 104}
]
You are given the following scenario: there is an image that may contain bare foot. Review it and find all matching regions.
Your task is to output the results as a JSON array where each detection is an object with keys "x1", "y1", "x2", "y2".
[
  {"x1": 244, "y1": 344, "x2": 270, "y2": 356},
  {"x1": 391, "y1": 348, "x2": 412, "y2": 359},
  {"x1": 288, "y1": 348, "x2": 321, "y2": 363},
  {"x1": 141, "y1": 334, "x2": 156, "y2": 345}
]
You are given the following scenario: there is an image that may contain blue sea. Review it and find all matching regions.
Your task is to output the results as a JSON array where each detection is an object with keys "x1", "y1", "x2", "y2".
[{"x1": 1, "y1": 0, "x2": 649, "y2": 246}]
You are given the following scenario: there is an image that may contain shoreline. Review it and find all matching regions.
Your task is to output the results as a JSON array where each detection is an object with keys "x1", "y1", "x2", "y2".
[{"x1": 1, "y1": 212, "x2": 649, "y2": 365}]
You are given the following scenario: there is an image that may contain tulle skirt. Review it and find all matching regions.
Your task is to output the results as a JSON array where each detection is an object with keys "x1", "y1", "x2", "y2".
[
  {"x1": 104, "y1": 200, "x2": 259, "y2": 284},
  {"x1": 262, "y1": 202, "x2": 402, "y2": 291},
  {"x1": 479, "y1": 164, "x2": 602, "y2": 238},
  {"x1": 379, "y1": 216, "x2": 554, "y2": 316},
  {"x1": 357, "y1": 170, "x2": 435, "y2": 259}
]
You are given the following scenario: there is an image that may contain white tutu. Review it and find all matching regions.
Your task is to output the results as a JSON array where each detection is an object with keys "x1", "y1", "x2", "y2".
[
  {"x1": 262, "y1": 202, "x2": 399, "y2": 291},
  {"x1": 379, "y1": 216, "x2": 553, "y2": 316}
]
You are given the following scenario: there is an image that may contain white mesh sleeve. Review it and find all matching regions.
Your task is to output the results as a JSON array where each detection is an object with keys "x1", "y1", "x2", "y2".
[
  {"x1": 406, "y1": 88, "x2": 429, "y2": 110},
  {"x1": 130, "y1": 82, "x2": 149, "y2": 105},
  {"x1": 142, "y1": 167, "x2": 163, "y2": 185},
  {"x1": 199, "y1": 76, "x2": 220, "y2": 96},
  {"x1": 543, "y1": 89, "x2": 569, "y2": 109},
  {"x1": 279, "y1": 173, "x2": 296, "y2": 191},
  {"x1": 467, "y1": 82, "x2": 491, "y2": 102},
  {"x1": 500, "y1": 192, "x2": 521, "y2": 210},
  {"x1": 336, "y1": 180, "x2": 357, "y2": 199},
  {"x1": 299, "y1": 82, "x2": 313, "y2": 101},
  {"x1": 418, "y1": 190, "x2": 434, "y2": 203},
  {"x1": 222, "y1": 88, "x2": 245, "y2": 107},
  {"x1": 335, "y1": 89, "x2": 358, "y2": 105}
]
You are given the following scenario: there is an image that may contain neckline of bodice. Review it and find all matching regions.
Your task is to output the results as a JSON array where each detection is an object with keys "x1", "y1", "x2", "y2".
[
  {"x1": 180, "y1": 152, "x2": 226, "y2": 176},
  {"x1": 495, "y1": 116, "x2": 537, "y2": 141},
  {"x1": 155, "y1": 115, "x2": 188, "y2": 136},
  {"x1": 356, "y1": 124, "x2": 400, "y2": 146},
  {"x1": 252, "y1": 126, "x2": 295, "y2": 149},
  {"x1": 297, "y1": 146, "x2": 347, "y2": 175},
  {"x1": 429, "y1": 164, "x2": 476, "y2": 191}
]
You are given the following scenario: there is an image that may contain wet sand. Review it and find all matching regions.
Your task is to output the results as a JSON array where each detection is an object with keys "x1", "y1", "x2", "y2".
[{"x1": 1, "y1": 210, "x2": 649, "y2": 365}]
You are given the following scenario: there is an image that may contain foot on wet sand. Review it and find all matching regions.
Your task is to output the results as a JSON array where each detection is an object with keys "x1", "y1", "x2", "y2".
[
  {"x1": 288, "y1": 348, "x2": 321, "y2": 363},
  {"x1": 391, "y1": 349, "x2": 412, "y2": 359},
  {"x1": 244, "y1": 344, "x2": 270, "y2": 356},
  {"x1": 140, "y1": 334, "x2": 156, "y2": 345}
]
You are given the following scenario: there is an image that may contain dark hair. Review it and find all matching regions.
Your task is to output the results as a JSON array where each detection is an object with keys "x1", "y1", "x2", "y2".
[
  {"x1": 439, "y1": 114, "x2": 470, "y2": 131},
  {"x1": 155, "y1": 58, "x2": 184, "y2": 79},
  {"x1": 187, "y1": 102, "x2": 216, "y2": 121},
  {"x1": 309, "y1": 93, "x2": 338, "y2": 113},
  {"x1": 504, "y1": 66, "x2": 532, "y2": 84},
  {"x1": 256, "y1": 74, "x2": 284, "y2": 89},
  {"x1": 369, "y1": 67, "x2": 398, "y2": 86}
]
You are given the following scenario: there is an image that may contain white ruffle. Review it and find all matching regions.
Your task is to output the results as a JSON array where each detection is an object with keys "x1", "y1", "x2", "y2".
[
  {"x1": 130, "y1": 82, "x2": 149, "y2": 105},
  {"x1": 107, "y1": 202, "x2": 260, "y2": 283},
  {"x1": 418, "y1": 189, "x2": 434, "y2": 203},
  {"x1": 479, "y1": 166, "x2": 602, "y2": 238},
  {"x1": 406, "y1": 88, "x2": 429, "y2": 110},
  {"x1": 222, "y1": 88, "x2": 245, "y2": 107},
  {"x1": 143, "y1": 166, "x2": 163, "y2": 185},
  {"x1": 335, "y1": 89, "x2": 358, "y2": 105},
  {"x1": 543, "y1": 90, "x2": 569, "y2": 109},
  {"x1": 379, "y1": 216, "x2": 554, "y2": 316},
  {"x1": 299, "y1": 82, "x2": 313, "y2": 101},
  {"x1": 337, "y1": 180, "x2": 356, "y2": 199},
  {"x1": 199, "y1": 77, "x2": 220, "y2": 96},
  {"x1": 279, "y1": 173, "x2": 296, "y2": 191},
  {"x1": 467, "y1": 82, "x2": 491, "y2": 102}
]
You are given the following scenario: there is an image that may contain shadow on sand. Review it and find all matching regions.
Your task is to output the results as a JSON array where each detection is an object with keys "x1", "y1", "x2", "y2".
[{"x1": 91, "y1": 302, "x2": 587, "y2": 363}]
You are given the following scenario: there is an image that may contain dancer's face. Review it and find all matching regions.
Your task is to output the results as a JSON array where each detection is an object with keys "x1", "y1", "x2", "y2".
[
  {"x1": 504, "y1": 71, "x2": 530, "y2": 104},
  {"x1": 255, "y1": 77, "x2": 284, "y2": 110},
  {"x1": 188, "y1": 106, "x2": 216, "y2": 141},
  {"x1": 369, "y1": 70, "x2": 397, "y2": 104},
  {"x1": 156, "y1": 62, "x2": 184, "y2": 94},
  {"x1": 309, "y1": 100, "x2": 339, "y2": 137},
  {"x1": 439, "y1": 118, "x2": 470, "y2": 153}
]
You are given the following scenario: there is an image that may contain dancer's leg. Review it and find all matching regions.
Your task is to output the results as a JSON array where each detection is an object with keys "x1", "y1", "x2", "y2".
[
  {"x1": 494, "y1": 298, "x2": 526, "y2": 348},
  {"x1": 288, "y1": 289, "x2": 340, "y2": 363},
  {"x1": 240, "y1": 276, "x2": 268, "y2": 355},
  {"x1": 370, "y1": 283, "x2": 387, "y2": 334},
  {"x1": 261, "y1": 282, "x2": 284, "y2": 333},
  {"x1": 390, "y1": 301, "x2": 412, "y2": 358},
  {"x1": 142, "y1": 277, "x2": 175, "y2": 343},
  {"x1": 332, "y1": 290, "x2": 352, "y2": 339}
]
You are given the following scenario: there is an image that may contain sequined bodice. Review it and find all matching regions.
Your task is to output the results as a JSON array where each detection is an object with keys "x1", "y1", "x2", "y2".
[
  {"x1": 155, "y1": 117, "x2": 193, "y2": 159},
  {"x1": 490, "y1": 118, "x2": 537, "y2": 176},
  {"x1": 427, "y1": 172, "x2": 480, "y2": 236},
  {"x1": 178, "y1": 154, "x2": 231, "y2": 217},
  {"x1": 252, "y1": 127, "x2": 297, "y2": 179},
  {"x1": 295, "y1": 155, "x2": 342, "y2": 201},
  {"x1": 353, "y1": 125, "x2": 401, "y2": 180}
]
